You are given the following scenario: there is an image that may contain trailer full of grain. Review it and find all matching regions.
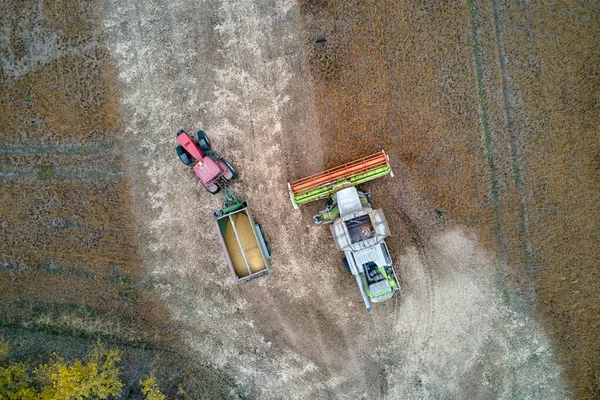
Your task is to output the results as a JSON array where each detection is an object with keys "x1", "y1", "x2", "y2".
[{"x1": 213, "y1": 191, "x2": 270, "y2": 282}]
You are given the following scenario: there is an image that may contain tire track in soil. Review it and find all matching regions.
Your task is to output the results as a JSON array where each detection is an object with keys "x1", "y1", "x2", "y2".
[
  {"x1": 368, "y1": 191, "x2": 441, "y2": 399},
  {"x1": 218, "y1": 8, "x2": 259, "y2": 184},
  {"x1": 466, "y1": 0, "x2": 505, "y2": 253},
  {"x1": 490, "y1": 0, "x2": 535, "y2": 298},
  {"x1": 209, "y1": 1, "x2": 351, "y2": 395},
  {"x1": 393, "y1": 205, "x2": 439, "y2": 398},
  {"x1": 390, "y1": 202, "x2": 439, "y2": 344},
  {"x1": 173, "y1": 1, "x2": 342, "y2": 396}
]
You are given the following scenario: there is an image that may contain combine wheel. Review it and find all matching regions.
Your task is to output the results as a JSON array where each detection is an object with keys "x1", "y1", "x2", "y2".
[
  {"x1": 201, "y1": 182, "x2": 220, "y2": 195},
  {"x1": 197, "y1": 130, "x2": 211, "y2": 152},
  {"x1": 176, "y1": 145, "x2": 192, "y2": 165},
  {"x1": 342, "y1": 257, "x2": 352, "y2": 275},
  {"x1": 221, "y1": 159, "x2": 238, "y2": 180}
]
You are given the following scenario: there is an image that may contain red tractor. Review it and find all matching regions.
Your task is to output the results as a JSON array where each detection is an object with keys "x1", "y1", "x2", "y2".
[{"x1": 176, "y1": 130, "x2": 238, "y2": 194}]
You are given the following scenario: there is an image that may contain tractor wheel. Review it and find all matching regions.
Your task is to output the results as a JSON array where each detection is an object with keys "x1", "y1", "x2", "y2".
[
  {"x1": 197, "y1": 130, "x2": 211, "y2": 152},
  {"x1": 176, "y1": 145, "x2": 192, "y2": 165},
  {"x1": 201, "y1": 182, "x2": 220, "y2": 195},
  {"x1": 342, "y1": 257, "x2": 352, "y2": 275},
  {"x1": 177, "y1": 129, "x2": 187, "y2": 137},
  {"x1": 221, "y1": 159, "x2": 238, "y2": 180}
]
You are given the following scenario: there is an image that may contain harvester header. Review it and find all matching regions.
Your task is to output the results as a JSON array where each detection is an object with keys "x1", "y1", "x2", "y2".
[{"x1": 287, "y1": 149, "x2": 393, "y2": 208}]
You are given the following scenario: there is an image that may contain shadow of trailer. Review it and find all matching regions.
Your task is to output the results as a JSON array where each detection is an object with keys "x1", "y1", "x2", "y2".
[{"x1": 213, "y1": 199, "x2": 271, "y2": 282}]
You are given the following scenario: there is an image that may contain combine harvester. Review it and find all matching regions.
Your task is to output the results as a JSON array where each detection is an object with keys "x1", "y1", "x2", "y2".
[
  {"x1": 288, "y1": 150, "x2": 400, "y2": 313},
  {"x1": 176, "y1": 129, "x2": 271, "y2": 282}
]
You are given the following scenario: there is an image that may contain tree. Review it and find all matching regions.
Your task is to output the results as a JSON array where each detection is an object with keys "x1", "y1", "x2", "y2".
[
  {"x1": 0, "y1": 361, "x2": 40, "y2": 400},
  {"x1": 140, "y1": 375, "x2": 166, "y2": 400},
  {"x1": 36, "y1": 343, "x2": 123, "y2": 399},
  {"x1": 0, "y1": 340, "x2": 165, "y2": 399},
  {"x1": 0, "y1": 340, "x2": 123, "y2": 400}
]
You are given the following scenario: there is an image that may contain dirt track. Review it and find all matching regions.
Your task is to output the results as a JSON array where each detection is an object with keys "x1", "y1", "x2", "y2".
[{"x1": 101, "y1": 0, "x2": 568, "y2": 398}]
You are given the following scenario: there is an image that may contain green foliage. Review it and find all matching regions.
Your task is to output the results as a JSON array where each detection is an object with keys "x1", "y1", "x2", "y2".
[
  {"x1": 0, "y1": 362, "x2": 40, "y2": 400},
  {"x1": 0, "y1": 340, "x2": 170, "y2": 399},
  {"x1": 0, "y1": 341, "x2": 124, "y2": 400},
  {"x1": 36, "y1": 343, "x2": 123, "y2": 399},
  {"x1": 0, "y1": 339, "x2": 9, "y2": 361},
  {"x1": 140, "y1": 375, "x2": 165, "y2": 400},
  {"x1": 35, "y1": 167, "x2": 53, "y2": 180},
  {"x1": 0, "y1": 338, "x2": 38, "y2": 399}
]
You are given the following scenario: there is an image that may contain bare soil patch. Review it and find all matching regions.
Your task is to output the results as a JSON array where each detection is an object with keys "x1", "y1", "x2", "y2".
[{"x1": 101, "y1": 0, "x2": 566, "y2": 398}]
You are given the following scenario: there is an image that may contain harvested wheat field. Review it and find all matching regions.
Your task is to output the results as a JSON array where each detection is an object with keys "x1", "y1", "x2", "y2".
[{"x1": 1, "y1": 0, "x2": 598, "y2": 398}]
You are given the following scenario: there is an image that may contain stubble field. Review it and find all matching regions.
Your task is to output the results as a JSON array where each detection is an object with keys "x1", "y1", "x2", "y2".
[
  {"x1": 1, "y1": 0, "x2": 598, "y2": 398},
  {"x1": 298, "y1": 0, "x2": 599, "y2": 396}
]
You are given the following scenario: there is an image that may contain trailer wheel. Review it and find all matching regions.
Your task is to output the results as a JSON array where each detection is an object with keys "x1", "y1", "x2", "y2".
[
  {"x1": 202, "y1": 182, "x2": 220, "y2": 195},
  {"x1": 176, "y1": 145, "x2": 192, "y2": 165},
  {"x1": 257, "y1": 224, "x2": 271, "y2": 258},
  {"x1": 197, "y1": 130, "x2": 211, "y2": 152},
  {"x1": 221, "y1": 159, "x2": 238, "y2": 180},
  {"x1": 342, "y1": 257, "x2": 351, "y2": 275}
]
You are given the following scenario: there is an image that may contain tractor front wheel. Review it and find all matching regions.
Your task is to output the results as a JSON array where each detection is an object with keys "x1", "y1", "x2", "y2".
[
  {"x1": 201, "y1": 182, "x2": 220, "y2": 195},
  {"x1": 176, "y1": 145, "x2": 192, "y2": 165},
  {"x1": 197, "y1": 130, "x2": 211, "y2": 152},
  {"x1": 221, "y1": 159, "x2": 238, "y2": 180}
]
